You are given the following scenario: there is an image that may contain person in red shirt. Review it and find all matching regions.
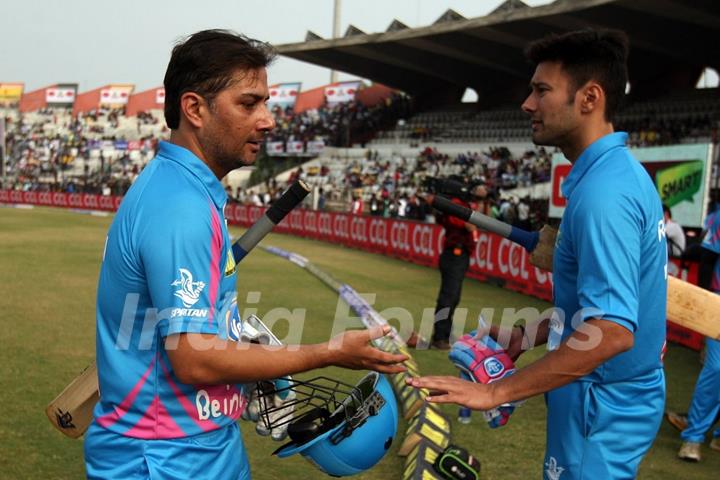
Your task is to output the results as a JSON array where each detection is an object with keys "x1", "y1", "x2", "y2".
[
  {"x1": 430, "y1": 185, "x2": 487, "y2": 349},
  {"x1": 351, "y1": 194, "x2": 364, "y2": 215}
]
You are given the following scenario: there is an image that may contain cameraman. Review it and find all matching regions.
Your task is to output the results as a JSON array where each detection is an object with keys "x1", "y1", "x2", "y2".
[{"x1": 429, "y1": 183, "x2": 487, "y2": 350}]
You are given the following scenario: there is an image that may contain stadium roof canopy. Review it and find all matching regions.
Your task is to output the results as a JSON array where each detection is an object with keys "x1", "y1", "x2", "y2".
[{"x1": 277, "y1": 0, "x2": 720, "y2": 109}]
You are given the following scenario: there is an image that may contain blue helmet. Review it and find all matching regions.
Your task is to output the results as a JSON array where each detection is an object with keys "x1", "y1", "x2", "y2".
[{"x1": 270, "y1": 371, "x2": 398, "y2": 476}]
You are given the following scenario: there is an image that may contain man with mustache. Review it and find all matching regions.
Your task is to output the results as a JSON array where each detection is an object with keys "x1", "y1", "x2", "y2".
[{"x1": 85, "y1": 30, "x2": 407, "y2": 479}]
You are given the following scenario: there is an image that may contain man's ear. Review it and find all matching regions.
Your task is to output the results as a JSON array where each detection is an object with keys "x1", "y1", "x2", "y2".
[
  {"x1": 179, "y1": 92, "x2": 205, "y2": 129},
  {"x1": 580, "y1": 83, "x2": 603, "y2": 114}
]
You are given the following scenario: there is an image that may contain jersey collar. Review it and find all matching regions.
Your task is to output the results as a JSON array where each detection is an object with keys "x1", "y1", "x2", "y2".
[
  {"x1": 561, "y1": 131, "x2": 628, "y2": 200},
  {"x1": 157, "y1": 141, "x2": 227, "y2": 209}
]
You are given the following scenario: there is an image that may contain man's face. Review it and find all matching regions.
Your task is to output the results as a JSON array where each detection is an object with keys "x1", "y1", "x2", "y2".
[
  {"x1": 472, "y1": 185, "x2": 488, "y2": 199},
  {"x1": 199, "y1": 67, "x2": 275, "y2": 173},
  {"x1": 521, "y1": 61, "x2": 581, "y2": 147}
]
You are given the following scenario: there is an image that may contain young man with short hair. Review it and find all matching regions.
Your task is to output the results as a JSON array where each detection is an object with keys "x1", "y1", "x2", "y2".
[{"x1": 408, "y1": 29, "x2": 667, "y2": 479}]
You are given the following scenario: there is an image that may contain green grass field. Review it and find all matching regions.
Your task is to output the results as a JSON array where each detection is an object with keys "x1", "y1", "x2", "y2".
[{"x1": 0, "y1": 206, "x2": 718, "y2": 479}]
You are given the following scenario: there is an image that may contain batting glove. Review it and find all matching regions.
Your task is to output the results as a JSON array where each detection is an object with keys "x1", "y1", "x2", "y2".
[{"x1": 450, "y1": 330, "x2": 517, "y2": 428}]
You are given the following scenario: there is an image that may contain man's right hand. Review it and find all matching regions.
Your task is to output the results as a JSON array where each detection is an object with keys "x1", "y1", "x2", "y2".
[
  {"x1": 167, "y1": 326, "x2": 408, "y2": 386},
  {"x1": 327, "y1": 326, "x2": 408, "y2": 374}
]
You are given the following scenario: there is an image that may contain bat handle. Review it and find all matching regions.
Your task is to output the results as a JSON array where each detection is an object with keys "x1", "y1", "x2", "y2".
[
  {"x1": 232, "y1": 180, "x2": 311, "y2": 262},
  {"x1": 431, "y1": 195, "x2": 473, "y2": 221},
  {"x1": 264, "y1": 180, "x2": 311, "y2": 225},
  {"x1": 432, "y1": 195, "x2": 540, "y2": 253},
  {"x1": 508, "y1": 227, "x2": 539, "y2": 253}
]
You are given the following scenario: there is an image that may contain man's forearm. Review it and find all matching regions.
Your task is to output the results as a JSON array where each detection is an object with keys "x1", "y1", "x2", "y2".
[
  {"x1": 167, "y1": 334, "x2": 331, "y2": 385},
  {"x1": 492, "y1": 319, "x2": 633, "y2": 405}
]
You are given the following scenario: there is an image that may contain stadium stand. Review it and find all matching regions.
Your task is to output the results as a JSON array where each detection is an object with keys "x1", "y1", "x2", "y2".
[
  {"x1": 2, "y1": 0, "x2": 719, "y2": 226},
  {"x1": 2, "y1": 84, "x2": 718, "y2": 222},
  {"x1": 372, "y1": 88, "x2": 720, "y2": 145},
  {"x1": 1, "y1": 106, "x2": 165, "y2": 195},
  {"x1": 268, "y1": 92, "x2": 413, "y2": 147}
]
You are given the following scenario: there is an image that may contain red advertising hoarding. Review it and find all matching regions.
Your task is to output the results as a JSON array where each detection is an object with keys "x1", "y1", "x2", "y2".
[{"x1": 0, "y1": 191, "x2": 704, "y2": 350}]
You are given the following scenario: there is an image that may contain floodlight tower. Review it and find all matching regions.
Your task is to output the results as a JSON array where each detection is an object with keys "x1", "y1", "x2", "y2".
[
  {"x1": 0, "y1": 117, "x2": 5, "y2": 181},
  {"x1": 330, "y1": 0, "x2": 341, "y2": 83}
]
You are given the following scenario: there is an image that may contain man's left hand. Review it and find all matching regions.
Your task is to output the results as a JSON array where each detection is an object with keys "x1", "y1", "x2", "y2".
[{"x1": 405, "y1": 375, "x2": 498, "y2": 410}]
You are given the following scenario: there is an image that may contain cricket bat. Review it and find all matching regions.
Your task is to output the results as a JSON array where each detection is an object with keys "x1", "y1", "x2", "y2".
[
  {"x1": 46, "y1": 180, "x2": 311, "y2": 438},
  {"x1": 429, "y1": 195, "x2": 720, "y2": 340}
]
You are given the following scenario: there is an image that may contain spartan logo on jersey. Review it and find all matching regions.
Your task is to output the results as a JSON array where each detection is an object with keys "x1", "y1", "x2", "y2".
[
  {"x1": 545, "y1": 457, "x2": 565, "y2": 480},
  {"x1": 171, "y1": 268, "x2": 206, "y2": 307}
]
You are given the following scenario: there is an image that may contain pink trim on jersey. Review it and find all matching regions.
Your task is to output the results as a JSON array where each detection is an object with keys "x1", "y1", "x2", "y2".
[
  {"x1": 158, "y1": 356, "x2": 223, "y2": 432},
  {"x1": 207, "y1": 202, "x2": 223, "y2": 326},
  {"x1": 122, "y1": 395, "x2": 186, "y2": 439},
  {"x1": 96, "y1": 356, "x2": 157, "y2": 429}
]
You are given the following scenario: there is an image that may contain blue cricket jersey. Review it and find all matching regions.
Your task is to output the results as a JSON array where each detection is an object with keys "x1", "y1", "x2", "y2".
[
  {"x1": 552, "y1": 132, "x2": 667, "y2": 382},
  {"x1": 93, "y1": 141, "x2": 244, "y2": 439},
  {"x1": 678, "y1": 208, "x2": 720, "y2": 446},
  {"x1": 542, "y1": 132, "x2": 667, "y2": 478},
  {"x1": 702, "y1": 209, "x2": 720, "y2": 292}
]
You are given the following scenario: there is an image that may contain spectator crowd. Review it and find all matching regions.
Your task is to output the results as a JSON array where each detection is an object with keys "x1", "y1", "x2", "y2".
[
  {"x1": 2, "y1": 85, "x2": 717, "y2": 234},
  {"x1": 267, "y1": 93, "x2": 413, "y2": 148},
  {"x1": 1, "y1": 106, "x2": 164, "y2": 195}
]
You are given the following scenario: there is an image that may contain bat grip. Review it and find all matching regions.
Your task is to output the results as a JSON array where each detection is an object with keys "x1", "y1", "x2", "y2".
[
  {"x1": 432, "y1": 193, "x2": 539, "y2": 253},
  {"x1": 264, "y1": 180, "x2": 311, "y2": 225},
  {"x1": 233, "y1": 180, "x2": 311, "y2": 262},
  {"x1": 508, "y1": 227, "x2": 539, "y2": 253}
]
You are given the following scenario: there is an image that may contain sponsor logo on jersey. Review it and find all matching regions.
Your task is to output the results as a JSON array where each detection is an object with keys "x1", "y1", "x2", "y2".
[
  {"x1": 224, "y1": 249, "x2": 236, "y2": 277},
  {"x1": 170, "y1": 308, "x2": 209, "y2": 318},
  {"x1": 195, "y1": 386, "x2": 246, "y2": 421},
  {"x1": 226, "y1": 303, "x2": 242, "y2": 341},
  {"x1": 658, "y1": 219, "x2": 666, "y2": 242}
]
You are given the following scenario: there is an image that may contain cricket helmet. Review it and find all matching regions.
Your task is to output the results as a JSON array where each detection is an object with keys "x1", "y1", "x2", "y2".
[{"x1": 265, "y1": 371, "x2": 398, "y2": 476}]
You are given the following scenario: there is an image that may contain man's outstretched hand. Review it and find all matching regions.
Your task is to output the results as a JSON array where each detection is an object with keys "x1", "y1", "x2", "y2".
[
  {"x1": 406, "y1": 375, "x2": 499, "y2": 411},
  {"x1": 327, "y1": 326, "x2": 408, "y2": 374}
]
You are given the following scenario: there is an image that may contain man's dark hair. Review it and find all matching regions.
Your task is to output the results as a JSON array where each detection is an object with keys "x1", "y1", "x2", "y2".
[
  {"x1": 525, "y1": 29, "x2": 629, "y2": 122},
  {"x1": 663, "y1": 204, "x2": 672, "y2": 217},
  {"x1": 163, "y1": 29, "x2": 275, "y2": 129}
]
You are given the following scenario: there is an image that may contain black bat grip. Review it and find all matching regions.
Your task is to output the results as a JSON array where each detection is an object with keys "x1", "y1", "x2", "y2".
[
  {"x1": 265, "y1": 180, "x2": 311, "y2": 225},
  {"x1": 432, "y1": 195, "x2": 472, "y2": 221}
]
